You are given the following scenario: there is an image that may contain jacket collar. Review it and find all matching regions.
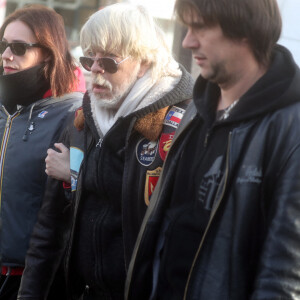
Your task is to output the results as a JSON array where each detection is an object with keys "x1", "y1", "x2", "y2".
[{"x1": 0, "y1": 64, "x2": 50, "y2": 114}]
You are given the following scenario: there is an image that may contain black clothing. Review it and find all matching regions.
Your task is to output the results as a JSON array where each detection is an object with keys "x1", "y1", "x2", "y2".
[
  {"x1": 0, "y1": 276, "x2": 21, "y2": 300},
  {"x1": 0, "y1": 65, "x2": 83, "y2": 299},
  {"x1": 122, "y1": 102, "x2": 189, "y2": 265},
  {"x1": 18, "y1": 66, "x2": 194, "y2": 300},
  {"x1": 126, "y1": 45, "x2": 300, "y2": 300},
  {"x1": 68, "y1": 97, "x2": 129, "y2": 298},
  {"x1": 156, "y1": 115, "x2": 231, "y2": 299},
  {"x1": 0, "y1": 64, "x2": 50, "y2": 114}
]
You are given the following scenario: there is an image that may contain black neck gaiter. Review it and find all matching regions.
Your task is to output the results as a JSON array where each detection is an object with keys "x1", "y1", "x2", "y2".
[{"x1": 0, "y1": 64, "x2": 50, "y2": 114}]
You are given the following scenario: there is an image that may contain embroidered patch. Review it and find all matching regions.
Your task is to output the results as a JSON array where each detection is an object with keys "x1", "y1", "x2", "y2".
[
  {"x1": 38, "y1": 110, "x2": 48, "y2": 118},
  {"x1": 136, "y1": 138, "x2": 158, "y2": 166},
  {"x1": 159, "y1": 131, "x2": 175, "y2": 161},
  {"x1": 163, "y1": 106, "x2": 185, "y2": 129},
  {"x1": 144, "y1": 167, "x2": 162, "y2": 205},
  {"x1": 70, "y1": 147, "x2": 84, "y2": 192}
]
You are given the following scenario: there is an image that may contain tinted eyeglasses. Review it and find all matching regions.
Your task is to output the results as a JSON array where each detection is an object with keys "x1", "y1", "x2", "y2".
[
  {"x1": 79, "y1": 56, "x2": 130, "y2": 74},
  {"x1": 0, "y1": 41, "x2": 43, "y2": 56}
]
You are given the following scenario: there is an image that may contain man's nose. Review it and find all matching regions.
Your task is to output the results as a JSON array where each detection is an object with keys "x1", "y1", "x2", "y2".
[
  {"x1": 91, "y1": 59, "x2": 105, "y2": 74},
  {"x1": 182, "y1": 28, "x2": 199, "y2": 49}
]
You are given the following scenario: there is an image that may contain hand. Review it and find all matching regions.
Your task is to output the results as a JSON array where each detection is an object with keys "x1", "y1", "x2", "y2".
[{"x1": 45, "y1": 143, "x2": 71, "y2": 183}]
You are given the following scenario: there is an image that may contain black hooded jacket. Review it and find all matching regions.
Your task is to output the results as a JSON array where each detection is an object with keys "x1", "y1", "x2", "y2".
[
  {"x1": 18, "y1": 65, "x2": 194, "y2": 300},
  {"x1": 125, "y1": 45, "x2": 300, "y2": 300}
]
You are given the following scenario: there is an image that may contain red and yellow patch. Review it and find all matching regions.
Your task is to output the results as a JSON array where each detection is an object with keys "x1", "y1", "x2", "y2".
[
  {"x1": 144, "y1": 167, "x2": 162, "y2": 206},
  {"x1": 158, "y1": 131, "x2": 175, "y2": 161}
]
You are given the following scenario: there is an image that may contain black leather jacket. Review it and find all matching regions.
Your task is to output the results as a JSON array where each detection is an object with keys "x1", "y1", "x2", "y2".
[{"x1": 126, "y1": 45, "x2": 300, "y2": 300}]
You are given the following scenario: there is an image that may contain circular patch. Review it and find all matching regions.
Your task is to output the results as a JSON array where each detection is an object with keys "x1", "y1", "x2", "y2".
[{"x1": 136, "y1": 138, "x2": 158, "y2": 166}]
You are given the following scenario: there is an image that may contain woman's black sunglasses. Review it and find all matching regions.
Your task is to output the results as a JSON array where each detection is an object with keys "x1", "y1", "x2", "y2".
[
  {"x1": 0, "y1": 41, "x2": 43, "y2": 56},
  {"x1": 79, "y1": 56, "x2": 130, "y2": 74}
]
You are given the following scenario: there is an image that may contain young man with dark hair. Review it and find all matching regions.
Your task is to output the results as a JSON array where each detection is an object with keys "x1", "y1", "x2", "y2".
[{"x1": 125, "y1": 0, "x2": 300, "y2": 299}]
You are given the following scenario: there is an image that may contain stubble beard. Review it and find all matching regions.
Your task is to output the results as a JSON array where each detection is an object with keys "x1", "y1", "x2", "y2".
[{"x1": 203, "y1": 61, "x2": 236, "y2": 88}]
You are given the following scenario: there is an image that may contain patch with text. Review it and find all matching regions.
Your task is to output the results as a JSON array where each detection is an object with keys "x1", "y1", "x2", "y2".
[
  {"x1": 136, "y1": 138, "x2": 158, "y2": 166},
  {"x1": 163, "y1": 106, "x2": 185, "y2": 129}
]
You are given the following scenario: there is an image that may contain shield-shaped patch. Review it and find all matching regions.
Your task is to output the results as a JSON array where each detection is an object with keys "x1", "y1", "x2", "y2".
[{"x1": 144, "y1": 167, "x2": 162, "y2": 205}]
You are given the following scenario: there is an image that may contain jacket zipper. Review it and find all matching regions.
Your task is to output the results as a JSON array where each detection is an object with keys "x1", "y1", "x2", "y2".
[
  {"x1": 64, "y1": 134, "x2": 94, "y2": 297},
  {"x1": 0, "y1": 109, "x2": 21, "y2": 210},
  {"x1": 122, "y1": 117, "x2": 138, "y2": 272},
  {"x1": 204, "y1": 131, "x2": 210, "y2": 147},
  {"x1": 65, "y1": 116, "x2": 113, "y2": 273},
  {"x1": 183, "y1": 131, "x2": 233, "y2": 300},
  {"x1": 66, "y1": 119, "x2": 125, "y2": 295},
  {"x1": 96, "y1": 138, "x2": 103, "y2": 148}
]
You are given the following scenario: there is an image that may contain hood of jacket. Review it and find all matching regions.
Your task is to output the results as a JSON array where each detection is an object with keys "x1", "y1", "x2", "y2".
[{"x1": 194, "y1": 44, "x2": 300, "y2": 124}]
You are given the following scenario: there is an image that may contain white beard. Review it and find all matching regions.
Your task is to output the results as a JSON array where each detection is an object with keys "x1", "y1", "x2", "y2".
[
  {"x1": 90, "y1": 64, "x2": 182, "y2": 137},
  {"x1": 90, "y1": 94, "x2": 122, "y2": 110},
  {"x1": 89, "y1": 63, "x2": 140, "y2": 110}
]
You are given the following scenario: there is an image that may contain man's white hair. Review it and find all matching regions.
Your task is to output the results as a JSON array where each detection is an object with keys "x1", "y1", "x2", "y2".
[{"x1": 80, "y1": 3, "x2": 180, "y2": 82}]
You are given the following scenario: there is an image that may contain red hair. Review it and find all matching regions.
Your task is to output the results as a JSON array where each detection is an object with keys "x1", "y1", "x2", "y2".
[{"x1": 0, "y1": 4, "x2": 77, "y2": 96}]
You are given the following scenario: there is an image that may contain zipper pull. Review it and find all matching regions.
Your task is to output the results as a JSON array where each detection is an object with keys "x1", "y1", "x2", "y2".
[
  {"x1": 96, "y1": 138, "x2": 103, "y2": 148},
  {"x1": 204, "y1": 132, "x2": 210, "y2": 147},
  {"x1": 5, "y1": 117, "x2": 12, "y2": 128}
]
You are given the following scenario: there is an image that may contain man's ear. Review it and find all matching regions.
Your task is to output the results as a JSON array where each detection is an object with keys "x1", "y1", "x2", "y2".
[{"x1": 137, "y1": 61, "x2": 151, "y2": 78}]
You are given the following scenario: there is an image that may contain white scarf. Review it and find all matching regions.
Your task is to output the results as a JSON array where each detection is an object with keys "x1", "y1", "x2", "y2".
[{"x1": 90, "y1": 64, "x2": 182, "y2": 136}]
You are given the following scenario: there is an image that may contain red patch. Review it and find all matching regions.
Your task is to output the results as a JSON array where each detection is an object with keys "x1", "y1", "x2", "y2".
[
  {"x1": 159, "y1": 132, "x2": 175, "y2": 161},
  {"x1": 144, "y1": 167, "x2": 162, "y2": 205}
]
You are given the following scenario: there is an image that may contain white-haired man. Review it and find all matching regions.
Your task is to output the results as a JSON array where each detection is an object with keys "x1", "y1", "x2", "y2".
[{"x1": 17, "y1": 3, "x2": 193, "y2": 300}]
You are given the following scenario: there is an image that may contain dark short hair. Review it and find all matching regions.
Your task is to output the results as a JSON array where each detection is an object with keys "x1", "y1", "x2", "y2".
[
  {"x1": 0, "y1": 4, "x2": 77, "y2": 96},
  {"x1": 174, "y1": 0, "x2": 282, "y2": 66}
]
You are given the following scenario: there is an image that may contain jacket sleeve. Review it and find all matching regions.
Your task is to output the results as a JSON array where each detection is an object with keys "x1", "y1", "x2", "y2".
[
  {"x1": 251, "y1": 143, "x2": 300, "y2": 300},
  {"x1": 17, "y1": 126, "x2": 73, "y2": 300}
]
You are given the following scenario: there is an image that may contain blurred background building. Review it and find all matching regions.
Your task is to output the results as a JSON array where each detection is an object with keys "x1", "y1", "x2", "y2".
[
  {"x1": 1, "y1": 0, "x2": 300, "y2": 81},
  {"x1": 277, "y1": 0, "x2": 300, "y2": 65}
]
